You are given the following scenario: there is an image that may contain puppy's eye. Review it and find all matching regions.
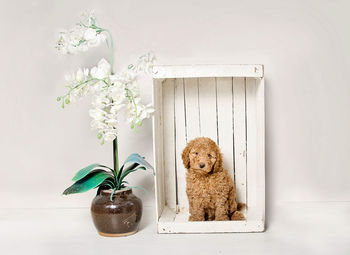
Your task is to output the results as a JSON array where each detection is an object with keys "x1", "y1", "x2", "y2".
[
  {"x1": 208, "y1": 154, "x2": 211, "y2": 158},
  {"x1": 195, "y1": 152, "x2": 198, "y2": 155}
]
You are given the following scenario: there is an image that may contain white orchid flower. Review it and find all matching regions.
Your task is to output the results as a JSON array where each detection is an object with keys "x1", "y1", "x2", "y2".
[
  {"x1": 89, "y1": 108, "x2": 106, "y2": 121},
  {"x1": 91, "y1": 119, "x2": 108, "y2": 130},
  {"x1": 84, "y1": 28, "x2": 97, "y2": 41},
  {"x1": 59, "y1": 51, "x2": 155, "y2": 141},
  {"x1": 75, "y1": 68, "x2": 86, "y2": 82},
  {"x1": 90, "y1": 58, "x2": 111, "y2": 79},
  {"x1": 103, "y1": 131, "x2": 118, "y2": 142},
  {"x1": 56, "y1": 12, "x2": 106, "y2": 55}
]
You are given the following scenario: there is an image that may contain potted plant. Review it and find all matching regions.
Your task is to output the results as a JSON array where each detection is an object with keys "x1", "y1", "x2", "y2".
[{"x1": 56, "y1": 11, "x2": 155, "y2": 237}]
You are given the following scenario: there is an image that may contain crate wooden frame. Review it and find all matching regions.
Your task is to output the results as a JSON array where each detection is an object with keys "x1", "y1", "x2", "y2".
[{"x1": 152, "y1": 65, "x2": 265, "y2": 233}]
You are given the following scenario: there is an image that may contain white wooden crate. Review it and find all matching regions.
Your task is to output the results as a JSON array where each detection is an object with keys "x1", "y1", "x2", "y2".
[{"x1": 152, "y1": 65, "x2": 265, "y2": 233}]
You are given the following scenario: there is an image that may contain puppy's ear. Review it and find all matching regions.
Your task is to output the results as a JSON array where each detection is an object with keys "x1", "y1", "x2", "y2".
[
  {"x1": 213, "y1": 144, "x2": 223, "y2": 173},
  {"x1": 182, "y1": 141, "x2": 193, "y2": 169}
]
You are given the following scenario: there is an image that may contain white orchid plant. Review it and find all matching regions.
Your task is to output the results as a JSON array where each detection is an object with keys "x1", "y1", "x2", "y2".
[{"x1": 57, "y1": 12, "x2": 154, "y2": 199}]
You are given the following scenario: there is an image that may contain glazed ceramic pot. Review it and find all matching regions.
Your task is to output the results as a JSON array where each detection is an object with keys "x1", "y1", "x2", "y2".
[{"x1": 91, "y1": 188, "x2": 142, "y2": 237}]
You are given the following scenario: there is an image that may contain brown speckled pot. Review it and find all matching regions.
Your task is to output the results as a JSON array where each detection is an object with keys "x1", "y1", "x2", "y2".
[{"x1": 91, "y1": 188, "x2": 142, "y2": 237}]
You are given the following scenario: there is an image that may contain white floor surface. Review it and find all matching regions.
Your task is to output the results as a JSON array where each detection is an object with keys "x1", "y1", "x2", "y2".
[{"x1": 0, "y1": 201, "x2": 349, "y2": 255}]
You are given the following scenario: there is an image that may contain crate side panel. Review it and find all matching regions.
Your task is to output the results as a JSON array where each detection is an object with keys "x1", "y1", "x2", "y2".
[
  {"x1": 256, "y1": 78, "x2": 265, "y2": 222},
  {"x1": 174, "y1": 78, "x2": 188, "y2": 212},
  {"x1": 152, "y1": 79, "x2": 165, "y2": 219},
  {"x1": 246, "y1": 78, "x2": 258, "y2": 221},
  {"x1": 216, "y1": 77, "x2": 234, "y2": 178},
  {"x1": 162, "y1": 79, "x2": 177, "y2": 210},
  {"x1": 198, "y1": 77, "x2": 218, "y2": 143},
  {"x1": 233, "y1": 77, "x2": 247, "y2": 207}
]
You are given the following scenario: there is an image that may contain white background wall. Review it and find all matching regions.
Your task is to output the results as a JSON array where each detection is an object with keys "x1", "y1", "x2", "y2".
[{"x1": 1, "y1": 0, "x2": 350, "y2": 212}]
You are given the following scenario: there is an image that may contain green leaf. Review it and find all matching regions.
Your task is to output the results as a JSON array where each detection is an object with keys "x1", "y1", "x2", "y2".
[
  {"x1": 119, "y1": 166, "x2": 146, "y2": 184},
  {"x1": 96, "y1": 182, "x2": 113, "y2": 195},
  {"x1": 96, "y1": 178, "x2": 117, "y2": 195},
  {"x1": 72, "y1": 163, "x2": 113, "y2": 182},
  {"x1": 116, "y1": 164, "x2": 127, "y2": 182},
  {"x1": 63, "y1": 172, "x2": 113, "y2": 195},
  {"x1": 115, "y1": 163, "x2": 135, "y2": 185},
  {"x1": 109, "y1": 188, "x2": 116, "y2": 201},
  {"x1": 121, "y1": 153, "x2": 154, "y2": 173},
  {"x1": 102, "y1": 178, "x2": 117, "y2": 189},
  {"x1": 114, "y1": 154, "x2": 154, "y2": 188},
  {"x1": 116, "y1": 153, "x2": 152, "y2": 183}
]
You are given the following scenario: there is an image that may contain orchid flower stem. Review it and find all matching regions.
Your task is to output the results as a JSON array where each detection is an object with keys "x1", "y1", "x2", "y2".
[
  {"x1": 106, "y1": 29, "x2": 118, "y2": 179},
  {"x1": 69, "y1": 78, "x2": 96, "y2": 89},
  {"x1": 113, "y1": 137, "x2": 119, "y2": 178},
  {"x1": 125, "y1": 88, "x2": 139, "y2": 117},
  {"x1": 93, "y1": 26, "x2": 118, "y2": 177}
]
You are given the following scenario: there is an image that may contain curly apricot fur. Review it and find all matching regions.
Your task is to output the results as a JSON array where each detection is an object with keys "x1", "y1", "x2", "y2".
[{"x1": 182, "y1": 137, "x2": 245, "y2": 221}]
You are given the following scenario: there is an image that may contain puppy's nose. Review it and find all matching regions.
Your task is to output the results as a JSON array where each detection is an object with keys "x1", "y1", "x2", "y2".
[{"x1": 199, "y1": 163, "x2": 205, "y2": 169}]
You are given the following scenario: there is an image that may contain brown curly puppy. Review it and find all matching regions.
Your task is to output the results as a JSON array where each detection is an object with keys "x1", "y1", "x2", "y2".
[{"x1": 182, "y1": 137, "x2": 245, "y2": 221}]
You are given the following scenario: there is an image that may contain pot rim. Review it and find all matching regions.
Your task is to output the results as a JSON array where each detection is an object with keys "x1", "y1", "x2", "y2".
[{"x1": 100, "y1": 188, "x2": 132, "y2": 195}]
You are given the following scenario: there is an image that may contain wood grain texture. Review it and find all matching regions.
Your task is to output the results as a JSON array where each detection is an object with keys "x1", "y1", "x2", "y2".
[
  {"x1": 152, "y1": 79, "x2": 164, "y2": 220},
  {"x1": 153, "y1": 65, "x2": 264, "y2": 78},
  {"x1": 162, "y1": 79, "x2": 177, "y2": 210},
  {"x1": 216, "y1": 77, "x2": 234, "y2": 177},
  {"x1": 174, "y1": 78, "x2": 188, "y2": 212},
  {"x1": 198, "y1": 77, "x2": 217, "y2": 142},
  {"x1": 184, "y1": 78, "x2": 200, "y2": 142},
  {"x1": 256, "y1": 78, "x2": 265, "y2": 222},
  {"x1": 246, "y1": 78, "x2": 258, "y2": 220},
  {"x1": 233, "y1": 77, "x2": 247, "y2": 207}
]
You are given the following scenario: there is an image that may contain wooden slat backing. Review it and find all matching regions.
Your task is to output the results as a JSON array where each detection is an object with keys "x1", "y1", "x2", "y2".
[
  {"x1": 233, "y1": 78, "x2": 247, "y2": 208},
  {"x1": 174, "y1": 78, "x2": 188, "y2": 212},
  {"x1": 162, "y1": 79, "x2": 177, "y2": 211},
  {"x1": 184, "y1": 78, "x2": 200, "y2": 142},
  {"x1": 198, "y1": 78, "x2": 217, "y2": 143},
  {"x1": 216, "y1": 77, "x2": 234, "y2": 178},
  {"x1": 176, "y1": 78, "x2": 201, "y2": 212}
]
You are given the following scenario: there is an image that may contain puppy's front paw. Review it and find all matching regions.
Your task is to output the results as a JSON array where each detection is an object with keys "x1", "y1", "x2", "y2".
[
  {"x1": 215, "y1": 215, "x2": 230, "y2": 221},
  {"x1": 231, "y1": 211, "x2": 245, "y2": 221},
  {"x1": 189, "y1": 215, "x2": 203, "y2": 221}
]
